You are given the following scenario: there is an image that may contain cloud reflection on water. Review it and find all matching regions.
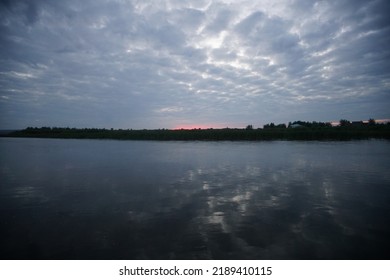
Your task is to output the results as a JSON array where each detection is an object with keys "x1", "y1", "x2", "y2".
[
  {"x1": 118, "y1": 141, "x2": 390, "y2": 259},
  {"x1": 0, "y1": 139, "x2": 389, "y2": 259}
]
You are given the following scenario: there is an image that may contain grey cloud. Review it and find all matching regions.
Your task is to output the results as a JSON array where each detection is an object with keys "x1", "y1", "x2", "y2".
[
  {"x1": 0, "y1": 0, "x2": 40, "y2": 25},
  {"x1": 169, "y1": 8, "x2": 205, "y2": 32},
  {"x1": 205, "y1": 4, "x2": 233, "y2": 34},
  {"x1": 0, "y1": 0, "x2": 389, "y2": 129},
  {"x1": 150, "y1": 23, "x2": 187, "y2": 49},
  {"x1": 234, "y1": 11, "x2": 265, "y2": 37}
]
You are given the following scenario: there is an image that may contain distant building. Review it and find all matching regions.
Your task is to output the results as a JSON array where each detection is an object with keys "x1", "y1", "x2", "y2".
[
  {"x1": 351, "y1": 121, "x2": 364, "y2": 126},
  {"x1": 290, "y1": 123, "x2": 304, "y2": 128}
]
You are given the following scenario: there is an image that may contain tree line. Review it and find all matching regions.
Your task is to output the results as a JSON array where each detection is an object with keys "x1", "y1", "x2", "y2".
[{"x1": 4, "y1": 119, "x2": 390, "y2": 141}]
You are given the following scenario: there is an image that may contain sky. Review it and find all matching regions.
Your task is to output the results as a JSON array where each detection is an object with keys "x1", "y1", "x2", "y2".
[{"x1": 0, "y1": 0, "x2": 389, "y2": 129}]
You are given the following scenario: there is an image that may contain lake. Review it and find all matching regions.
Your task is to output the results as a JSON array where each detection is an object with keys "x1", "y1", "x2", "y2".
[{"x1": 0, "y1": 138, "x2": 389, "y2": 259}]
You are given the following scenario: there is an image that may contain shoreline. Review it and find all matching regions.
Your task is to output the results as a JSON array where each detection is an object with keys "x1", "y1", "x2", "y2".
[{"x1": 3, "y1": 126, "x2": 390, "y2": 141}]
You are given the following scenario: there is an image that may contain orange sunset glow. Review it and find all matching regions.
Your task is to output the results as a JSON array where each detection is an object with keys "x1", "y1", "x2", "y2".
[{"x1": 172, "y1": 124, "x2": 225, "y2": 130}]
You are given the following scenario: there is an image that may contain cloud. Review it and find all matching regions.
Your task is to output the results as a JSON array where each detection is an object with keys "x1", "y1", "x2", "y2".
[{"x1": 0, "y1": 0, "x2": 389, "y2": 129}]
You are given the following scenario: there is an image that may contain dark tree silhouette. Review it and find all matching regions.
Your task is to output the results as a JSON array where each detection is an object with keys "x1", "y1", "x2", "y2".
[{"x1": 339, "y1": 119, "x2": 351, "y2": 126}]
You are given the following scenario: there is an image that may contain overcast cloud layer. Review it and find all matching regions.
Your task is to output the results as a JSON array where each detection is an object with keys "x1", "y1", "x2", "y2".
[{"x1": 1, "y1": 0, "x2": 389, "y2": 129}]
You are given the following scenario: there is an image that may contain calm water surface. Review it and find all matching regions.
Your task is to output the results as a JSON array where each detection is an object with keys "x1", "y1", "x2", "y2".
[{"x1": 0, "y1": 138, "x2": 389, "y2": 259}]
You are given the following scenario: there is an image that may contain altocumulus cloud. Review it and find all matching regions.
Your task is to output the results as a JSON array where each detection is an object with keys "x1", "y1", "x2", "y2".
[{"x1": 0, "y1": 0, "x2": 389, "y2": 129}]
